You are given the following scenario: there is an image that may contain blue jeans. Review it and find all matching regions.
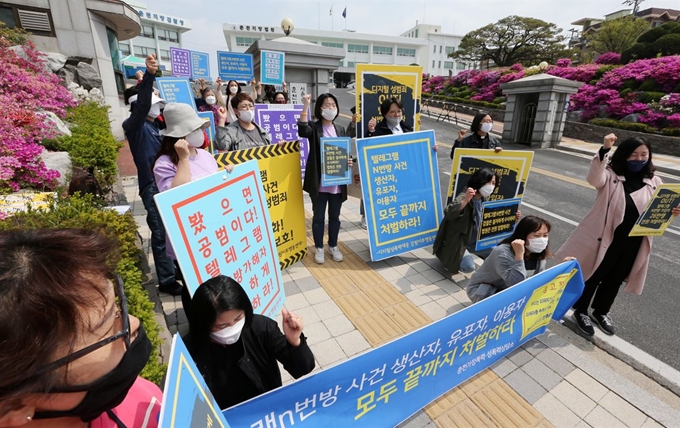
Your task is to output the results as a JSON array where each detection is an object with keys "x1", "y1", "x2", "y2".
[
  {"x1": 140, "y1": 182, "x2": 176, "y2": 287},
  {"x1": 459, "y1": 250, "x2": 476, "y2": 273},
  {"x1": 312, "y1": 192, "x2": 342, "y2": 248}
]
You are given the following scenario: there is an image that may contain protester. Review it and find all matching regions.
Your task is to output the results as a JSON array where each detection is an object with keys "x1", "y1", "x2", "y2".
[
  {"x1": 272, "y1": 91, "x2": 288, "y2": 104},
  {"x1": 186, "y1": 275, "x2": 314, "y2": 409},
  {"x1": 122, "y1": 54, "x2": 181, "y2": 296},
  {"x1": 450, "y1": 113, "x2": 502, "y2": 159},
  {"x1": 556, "y1": 134, "x2": 680, "y2": 336},
  {"x1": 197, "y1": 86, "x2": 219, "y2": 122},
  {"x1": 298, "y1": 93, "x2": 356, "y2": 264},
  {"x1": 194, "y1": 78, "x2": 209, "y2": 110},
  {"x1": 215, "y1": 77, "x2": 241, "y2": 124},
  {"x1": 465, "y1": 216, "x2": 552, "y2": 303},
  {"x1": 433, "y1": 168, "x2": 498, "y2": 274},
  {"x1": 0, "y1": 228, "x2": 162, "y2": 426},
  {"x1": 214, "y1": 93, "x2": 272, "y2": 151}
]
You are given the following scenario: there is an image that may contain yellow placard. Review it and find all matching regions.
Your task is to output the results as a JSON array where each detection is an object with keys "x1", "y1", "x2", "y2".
[
  {"x1": 214, "y1": 142, "x2": 307, "y2": 269},
  {"x1": 448, "y1": 149, "x2": 534, "y2": 202},
  {"x1": 521, "y1": 269, "x2": 577, "y2": 339},
  {"x1": 629, "y1": 183, "x2": 680, "y2": 237}
]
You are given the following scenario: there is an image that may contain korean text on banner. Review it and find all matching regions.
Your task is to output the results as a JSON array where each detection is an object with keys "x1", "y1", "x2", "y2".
[
  {"x1": 191, "y1": 51, "x2": 210, "y2": 80},
  {"x1": 197, "y1": 111, "x2": 216, "y2": 153},
  {"x1": 476, "y1": 198, "x2": 521, "y2": 252},
  {"x1": 254, "y1": 104, "x2": 309, "y2": 178},
  {"x1": 629, "y1": 183, "x2": 680, "y2": 237},
  {"x1": 154, "y1": 161, "x2": 285, "y2": 318},
  {"x1": 260, "y1": 50, "x2": 285, "y2": 85},
  {"x1": 321, "y1": 137, "x2": 352, "y2": 187},
  {"x1": 288, "y1": 83, "x2": 307, "y2": 105},
  {"x1": 448, "y1": 149, "x2": 534, "y2": 203},
  {"x1": 355, "y1": 64, "x2": 422, "y2": 139},
  {"x1": 217, "y1": 51, "x2": 254, "y2": 81},
  {"x1": 157, "y1": 77, "x2": 197, "y2": 110},
  {"x1": 358, "y1": 131, "x2": 443, "y2": 261},
  {"x1": 214, "y1": 142, "x2": 307, "y2": 270},
  {"x1": 223, "y1": 261, "x2": 585, "y2": 427},
  {"x1": 159, "y1": 335, "x2": 230, "y2": 428},
  {"x1": 169, "y1": 47, "x2": 191, "y2": 78}
]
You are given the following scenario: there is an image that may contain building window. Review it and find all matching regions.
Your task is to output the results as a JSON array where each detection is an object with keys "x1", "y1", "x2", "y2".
[
  {"x1": 339, "y1": 60, "x2": 343, "y2": 67},
  {"x1": 415, "y1": 29, "x2": 419, "y2": 38},
  {"x1": 438, "y1": 61, "x2": 441, "y2": 68},
  {"x1": 444, "y1": 61, "x2": 453, "y2": 69},
  {"x1": 652, "y1": 21, "x2": 663, "y2": 27},
  {"x1": 141, "y1": 25, "x2": 154, "y2": 38},
  {"x1": 119, "y1": 43, "x2": 130, "y2": 56},
  {"x1": 445, "y1": 46, "x2": 455, "y2": 55},
  {"x1": 322, "y1": 41, "x2": 343, "y2": 48},
  {"x1": 457, "y1": 62, "x2": 466, "y2": 70},
  {"x1": 347, "y1": 44, "x2": 368, "y2": 53},
  {"x1": 373, "y1": 46, "x2": 393, "y2": 55},
  {"x1": 432, "y1": 60, "x2": 435, "y2": 68},
  {"x1": 160, "y1": 49, "x2": 170, "y2": 61},
  {"x1": 433, "y1": 45, "x2": 436, "y2": 53},
  {"x1": 439, "y1": 46, "x2": 442, "y2": 53},
  {"x1": 158, "y1": 29, "x2": 179, "y2": 42},
  {"x1": 397, "y1": 47, "x2": 416, "y2": 57},
  {"x1": 106, "y1": 27, "x2": 124, "y2": 94},
  {"x1": 0, "y1": 4, "x2": 55, "y2": 36},
  {"x1": 134, "y1": 46, "x2": 156, "y2": 57},
  {"x1": 347, "y1": 61, "x2": 355, "y2": 67},
  {"x1": 236, "y1": 36, "x2": 258, "y2": 46}
]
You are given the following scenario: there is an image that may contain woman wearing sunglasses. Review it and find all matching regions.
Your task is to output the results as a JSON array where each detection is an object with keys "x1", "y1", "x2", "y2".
[{"x1": 0, "y1": 229, "x2": 161, "y2": 428}]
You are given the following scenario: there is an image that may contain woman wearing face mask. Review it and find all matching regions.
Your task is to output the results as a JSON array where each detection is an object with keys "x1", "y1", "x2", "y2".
[
  {"x1": 298, "y1": 93, "x2": 357, "y2": 264},
  {"x1": 556, "y1": 134, "x2": 680, "y2": 337},
  {"x1": 0, "y1": 229, "x2": 161, "y2": 427},
  {"x1": 450, "y1": 113, "x2": 502, "y2": 159},
  {"x1": 433, "y1": 168, "x2": 499, "y2": 274},
  {"x1": 272, "y1": 91, "x2": 288, "y2": 104},
  {"x1": 214, "y1": 93, "x2": 272, "y2": 152},
  {"x1": 465, "y1": 216, "x2": 552, "y2": 303},
  {"x1": 198, "y1": 87, "x2": 220, "y2": 122},
  {"x1": 185, "y1": 275, "x2": 314, "y2": 409},
  {"x1": 215, "y1": 77, "x2": 242, "y2": 124}
]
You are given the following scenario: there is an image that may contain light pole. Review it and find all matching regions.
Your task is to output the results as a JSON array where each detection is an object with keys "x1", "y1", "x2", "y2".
[{"x1": 281, "y1": 18, "x2": 294, "y2": 36}]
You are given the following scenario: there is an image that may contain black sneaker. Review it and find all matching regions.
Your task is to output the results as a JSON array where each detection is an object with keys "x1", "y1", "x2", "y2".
[
  {"x1": 159, "y1": 281, "x2": 184, "y2": 296},
  {"x1": 572, "y1": 310, "x2": 595, "y2": 336},
  {"x1": 591, "y1": 312, "x2": 615, "y2": 335}
]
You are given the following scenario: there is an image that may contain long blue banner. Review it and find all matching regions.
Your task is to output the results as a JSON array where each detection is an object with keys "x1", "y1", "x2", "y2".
[
  {"x1": 358, "y1": 130, "x2": 443, "y2": 261},
  {"x1": 222, "y1": 260, "x2": 585, "y2": 426}
]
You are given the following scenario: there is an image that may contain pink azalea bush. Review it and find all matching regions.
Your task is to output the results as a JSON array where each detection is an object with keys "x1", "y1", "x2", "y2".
[
  {"x1": 595, "y1": 52, "x2": 621, "y2": 65},
  {"x1": 0, "y1": 36, "x2": 76, "y2": 193}
]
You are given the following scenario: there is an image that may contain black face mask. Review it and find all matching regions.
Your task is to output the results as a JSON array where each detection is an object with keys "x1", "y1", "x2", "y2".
[{"x1": 33, "y1": 325, "x2": 152, "y2": 422}]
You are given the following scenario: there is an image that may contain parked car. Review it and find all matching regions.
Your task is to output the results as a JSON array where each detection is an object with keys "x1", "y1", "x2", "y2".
[{"x1": 346, "y1": 80, "x2": 356, "y2": 89}]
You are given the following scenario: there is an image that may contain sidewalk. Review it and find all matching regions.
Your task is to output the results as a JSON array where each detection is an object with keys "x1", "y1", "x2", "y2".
[{"x1": 120, "y1": 166, "x2": 680, "y2": 427}]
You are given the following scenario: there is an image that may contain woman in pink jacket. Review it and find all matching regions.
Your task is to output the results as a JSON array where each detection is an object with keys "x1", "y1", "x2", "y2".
[{"x1": 556, "y1": 134, "x2": 680, "y2": 337}]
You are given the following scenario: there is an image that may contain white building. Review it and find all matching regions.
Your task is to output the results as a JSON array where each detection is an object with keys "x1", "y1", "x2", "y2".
[
  {"x1": 120, "y1": 0, "x2": 191, "y2": 72},
  {"x1": 400, "y1": 22, "x2": 467, "y2": 76}
]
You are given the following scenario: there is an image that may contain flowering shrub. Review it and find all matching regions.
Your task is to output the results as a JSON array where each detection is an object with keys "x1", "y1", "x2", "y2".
[
  {"x1": 661, "y1": 93, "x2": 680, "y2": 112},
  {"x1": 595, "y1": 52, "x2": 622, "y2": 65},
  {"x1": 556, "y1": 58, "x2": 572, "y2": 67}
]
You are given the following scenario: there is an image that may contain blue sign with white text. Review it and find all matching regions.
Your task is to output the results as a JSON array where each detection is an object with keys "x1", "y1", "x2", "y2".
[
  {"x1": 218, "y1": 51, "x2": 254, "y2": 81},
  {"x1": 260, "y1": 50, "x2": 285, "y2": 85},
  {"x1": 157, "y1": 77, "x2": 197, "y2": 111},
  {"x1": 358, "y1": 131, "x2": 443, "y2": 261},
  {"x1": 476, "y1": 198, "x2": 522, "y2": 252},
  {"x1": 321, "y1": 137, "x2": 352, "y2": 187},
  {"x1": 197, "y1": 111, "x2": 216, "y2": 153},
  {"x1": 159, "y1": 335, "x2": 231, "y2": 428},
  {"x1": 222, "y1": 261, "x2": 585, "y2": 426},
  {"x1": 191, "y1": 51, "x2": 210, "y2": 80}
]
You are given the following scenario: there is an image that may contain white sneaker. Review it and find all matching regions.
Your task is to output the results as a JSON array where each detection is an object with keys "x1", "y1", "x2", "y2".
[
  {"x1": 314, "y1": 247, "x2": 325, "y2": 264},
  {"x1": 329, "y1": 246, "x2": 344, "y2": 262},
  {"x1": 360, "y1": 216, "x2": 367, "y2": 230}
]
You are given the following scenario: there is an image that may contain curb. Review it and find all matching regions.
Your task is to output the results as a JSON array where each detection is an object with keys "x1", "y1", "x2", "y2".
[{"x1": 556, "y1": 144, "x2": 680, "y2": 176}]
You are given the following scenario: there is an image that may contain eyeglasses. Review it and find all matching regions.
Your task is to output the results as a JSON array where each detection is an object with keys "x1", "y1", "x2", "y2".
[
  {"x1": 238, "y1": 104, "x2": 254, "y2": 110},
  {"x1": 33, "y1": 275, "x2": 130, "y2": 376}
]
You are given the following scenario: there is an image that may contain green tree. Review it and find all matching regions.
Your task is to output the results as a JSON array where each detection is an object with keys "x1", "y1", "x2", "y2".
[
  {"x1": 586, "y1": 16, "x2": 650, "y2": 54},
  {"x1": 451, "y1": 16, "x2": 567, "y2": 67},
  {"x1": 622, "y1": 22, "x2": 680, "y2": 62}
]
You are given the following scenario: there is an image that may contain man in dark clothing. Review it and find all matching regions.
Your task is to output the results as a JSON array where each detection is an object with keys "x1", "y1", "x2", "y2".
[{"x1": 122, "y1": 54, "x2": 182, "y2": 295}]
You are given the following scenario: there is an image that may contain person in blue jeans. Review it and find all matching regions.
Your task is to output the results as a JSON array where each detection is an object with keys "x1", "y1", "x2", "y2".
[
  {"x1": 122, "y1": 54, "x2": 182, "y2": 296},
  {"x1": 297, "y1": 93, "x2": 356, "y2": 264}
]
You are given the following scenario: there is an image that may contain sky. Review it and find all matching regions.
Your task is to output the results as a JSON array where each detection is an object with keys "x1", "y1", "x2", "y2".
[{"x1": 140, "y1": 0, "x2": 680, "y2": 77}]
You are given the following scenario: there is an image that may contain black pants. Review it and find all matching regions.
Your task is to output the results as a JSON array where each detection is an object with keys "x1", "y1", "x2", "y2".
[{"x1": 573, "y1": 236, "x2": 642, "y2": 314}]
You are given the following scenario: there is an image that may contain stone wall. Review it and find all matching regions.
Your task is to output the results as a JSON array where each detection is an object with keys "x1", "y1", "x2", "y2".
[{"x1": 563, "y1": 121, "x2": 680, "y2": 157}]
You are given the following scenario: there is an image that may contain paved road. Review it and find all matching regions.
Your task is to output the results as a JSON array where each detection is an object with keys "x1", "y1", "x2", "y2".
[{"x1": 327, "y1": 88, "x2": 680, "y2": 371}]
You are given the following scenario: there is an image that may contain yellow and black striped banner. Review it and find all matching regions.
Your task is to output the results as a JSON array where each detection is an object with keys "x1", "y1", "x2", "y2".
[{"x1": 215, "y1": 142, "x2": 307, "y2": 270}]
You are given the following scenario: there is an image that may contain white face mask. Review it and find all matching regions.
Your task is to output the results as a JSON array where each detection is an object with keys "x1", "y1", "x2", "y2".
[
  {"x1": 478, "y1": 183, "x2": 495, "y2": 198},
  {"x1": 205, "y1": 95, "x2": 216, "y2": 105},
  {"x1": 185, "y1": 129, "x2": 205, "y2": 147},
  {"x1": 480, "y1": 122, "x2": 493, "y2": 133},
  {"x1": 238, "y1": 109, "x2": 254, "y2": 123},
  {"x1": 148, "y1": 103, "x2": 162, "y2": 119},
  {"x1": 321, "y1": 108, "x2": 337, "y2": 121},
  {"x1": 229, "y1": 85, "x2": 239, "y2": 94},
  {"x1": 385, "y1": 116, "x2": 401, "y2": 127},
  {"x1": 210, "y1": 317, "x2": 246, "y2": 345},
  {"x1": 526, "y1": 237, "x2": 549, "y2": 254}
]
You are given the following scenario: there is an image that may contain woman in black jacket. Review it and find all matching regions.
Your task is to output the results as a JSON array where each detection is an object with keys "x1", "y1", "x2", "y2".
[
  {"x1": 450, "y1": 112, "x2": 502, "y2": 159},
  {"x1": 298, "y1": 92, "x2": 356, "y2": 264},
  {"x1": 185, "y1": 276, "x2": 314, "y2": 409}
]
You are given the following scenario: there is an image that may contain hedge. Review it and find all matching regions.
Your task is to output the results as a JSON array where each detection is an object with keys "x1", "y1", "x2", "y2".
[
  {"x1": 422, "y1": 93, "x2": 503, "y2": 110},
  {"x1": 588, "y1": 118, "x2": 658, "y2": 134}
]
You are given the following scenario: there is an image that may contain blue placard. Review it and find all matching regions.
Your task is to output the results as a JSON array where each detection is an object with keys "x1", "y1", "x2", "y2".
[
  {"x1": 191, "y1": 51, "x2": 210, "y2": 80},
  {"x1": 217, "y1": 51, "x2": 254, "y2": 81},
  {"x1": 476, "y1": 198, "x2": 522, "y2": 252},
  {"x1": 159, "y1": 335, "x2": 231, "y2": 428},
  {"x1": 154, "y1": 160, "x2": 285, "y2": 317},
  {"x1": 260, "y1": 50, "x2": 285, "y2": 85},
  {"x1": 321, "y1": 137, "x2": 352, "y2": 187},
  {"x1": 156, "y1": 77, "x2": 197, "y2": 110},
  {"x1": 170, "y1": 47, "x2": 191, "y2": 78},
  {"x1": 197, "y1": 111, "x2": 216, "y2": 153},
  {"x1": 357, "y1": 130, "x2": 443, "y2": 261},
  {"x1": 223, "y1": 260, "x2": 585, "y2": 426}
]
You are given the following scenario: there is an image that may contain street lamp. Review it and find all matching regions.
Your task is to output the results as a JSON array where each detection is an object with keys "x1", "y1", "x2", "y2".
[{"x1": 281, "y1": 18, "x2": 294, "y2": 36}]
